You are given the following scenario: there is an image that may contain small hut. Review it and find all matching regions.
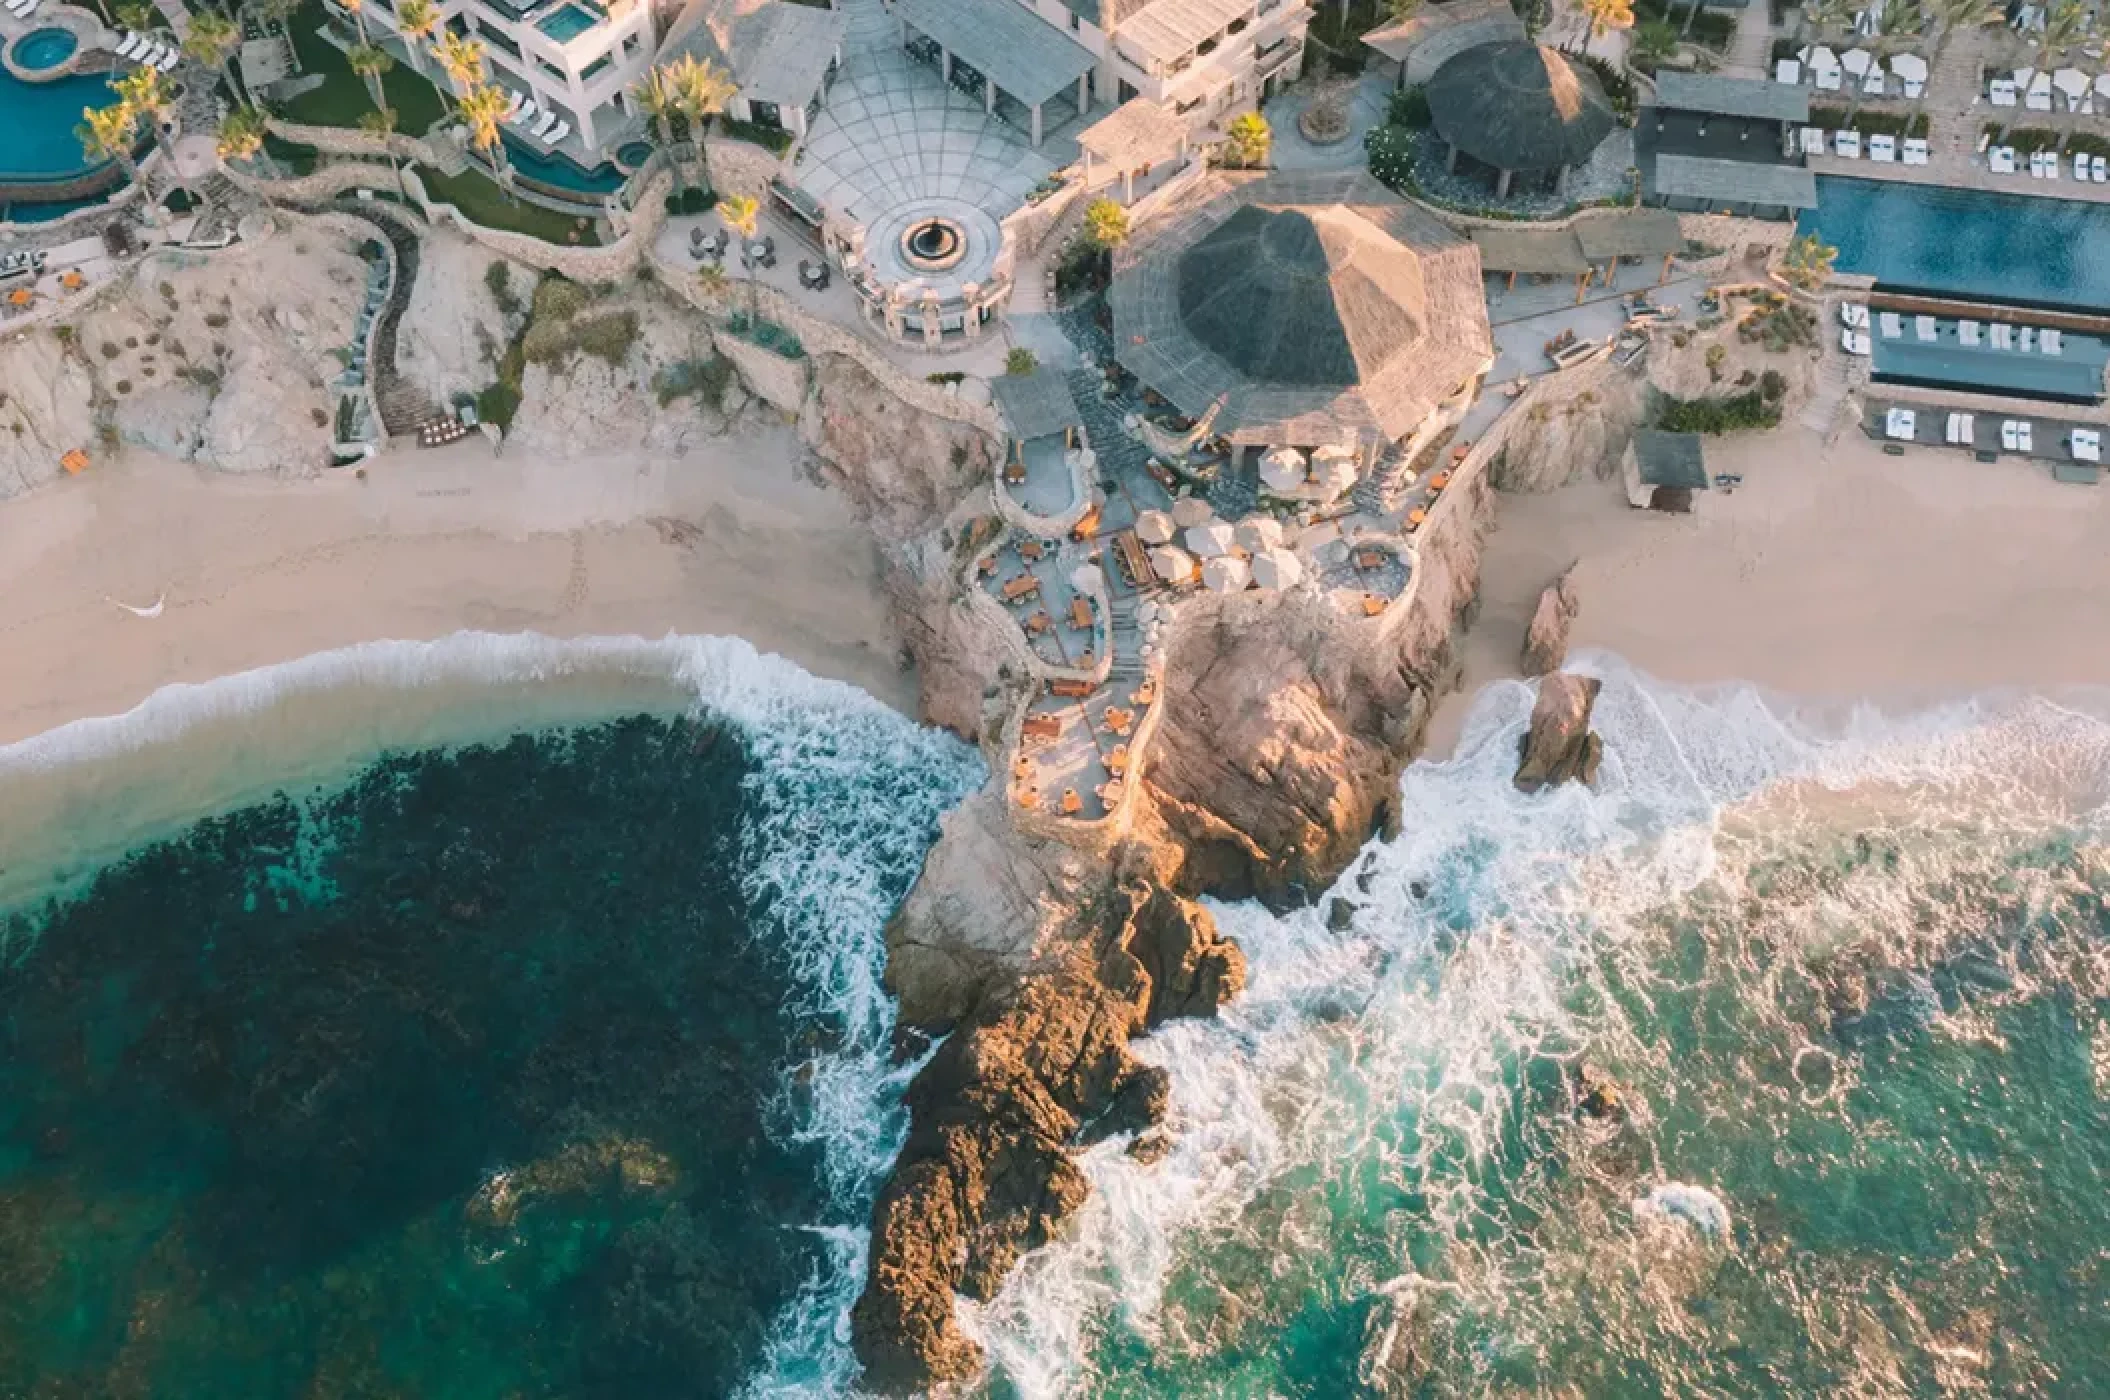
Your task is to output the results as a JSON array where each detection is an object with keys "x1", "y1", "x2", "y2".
[
  {"x1": 1427, "y1": 41, "x2": 1617, "y2": 198},
  {"x1": 1623, "y1": 430, "x2": 1710, "y2": 512}
]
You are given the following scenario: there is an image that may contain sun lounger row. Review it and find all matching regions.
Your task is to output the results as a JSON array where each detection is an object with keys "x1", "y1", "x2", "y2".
[
  {"x1": 2002, "y1": 420, "x2": 2036, "y2": 452},
  {"x1": 1869, "y1": 309, "x2": 2067, "y2": 356},
  {"x1": 5, "y1": 0, "x2": 43, "y2": 17},
  {"x1": 1993, "y1": 146, "x2": 2110, "y2": 181},
  {"x1": 114, "y1": 32, "x2": 181, "y2": 70},
  {"x1": 1782, "y1": 47, "x2": 1924, "y2": 97},
  {"x1": 1805, "y1": 129, "x2": 1931, "y2": 164},
  {"x1": 1943, "y1": 412, "x2": 1976, "y2": 445},
  {"x1": 501, "y1": 93, "x2": 572, "y2": 144}
]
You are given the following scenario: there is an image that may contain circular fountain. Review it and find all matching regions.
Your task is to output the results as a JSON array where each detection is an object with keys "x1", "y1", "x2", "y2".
[{"x1": 899, "y1": 215, "x2": 969, "y2": 273}]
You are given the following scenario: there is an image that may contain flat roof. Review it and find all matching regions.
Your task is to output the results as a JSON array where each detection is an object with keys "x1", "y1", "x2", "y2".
[
  {"x1": 1119, "y1": 0, "x2": 1251, "y2": 61},
  {"x1": 1573, "y1": 208, "x2": 1686, "y2": 259},
  {"x1": 660, "y1": 0, "x2": 847, "y2": 108},
  {"x1": 894, "y1": 0, "x2": 1097, "y2": 109},
  {"x1": 1652, "y1": 71, "x2": 1809, "y2": 123},
  {"x1": 1651, "y1": 153, "x2": 1817, "y2": 210},
  {"x1": 1873, "y1": 325, "x2": 2110, "y2": 405},
  {"x1": 1079, "y1": 97, "x2": 1188, "y2": 168},
  {"x1": 1470, "y1": 226, "x2": 1588, "y2": 275},
  {"x1": 1631, "y1": 429, "x2": 1708, "y2": 489},
  {"x1": 991, "y1": 366, "x2": 1083, "y2": 441},
  {"x1": 1360, "y1": 0, "x2": 1521, "y2": 66}
]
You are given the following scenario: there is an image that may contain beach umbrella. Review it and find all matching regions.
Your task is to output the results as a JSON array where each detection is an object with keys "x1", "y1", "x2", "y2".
[
  {"x1": 1202, "y1": 555, "x2": 1250, "y2": 594},
  {"x1": 2094, "y1": 72, "x2": 2110, "y2": 99},
  {"x1": 1889, "y1": 52, "x2": 1927, "y2": 83},
  {"x1": 1259, "y1": 446, "x2": 1307, "y2": 492},
  {"x1": 2014, "y1": 65, "x2": 2037, "y2": 87},
  {"x1": 1135, "y1": 508, "x2": 1176, "y2": 544},
  {"x1": 1149, "y1": 546, "x2": 1196, "y2": 583},
  {"x1": 1313, "y1": 453, "x2": 1360, "y2": 498},
  {"x1": 1235, "y1": 516, "x2": 1286, "y2": 552},
  {"x1": 1171, "y1": 496, "x2": 1216, "y2": 527},
  {"x1": 2053, "y1": 66, "x2": 2090, "y2": 99},
  {"x1": 1841, "y1": 46, "x2": 1873, "y2": 76},
  {"x1": 1250, "y1": 548, "x2": 1304, "y2": 591},
  {"x1": 1137, "y1": 600, "x2": 1161, "y2": 623},
  {"x1": 1184, "y1": 521, "x2": 1237, "y2": 558},
  {"x1": 1070, "y1": 565, "x2": 1101, "y2": 596}
]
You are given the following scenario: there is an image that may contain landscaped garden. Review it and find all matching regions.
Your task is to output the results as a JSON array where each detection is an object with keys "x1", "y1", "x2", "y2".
[
  {"x1": 275, "y1": 1, "x2": 448, "y2": 134},
  {"x1": 414, "y1": 164, "x2": 604, "y2": 244}
]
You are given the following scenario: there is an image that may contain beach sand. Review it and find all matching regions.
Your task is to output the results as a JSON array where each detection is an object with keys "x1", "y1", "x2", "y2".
[
  {"x1": 0, "y1": 430, "x2": 914, "y2": 747},
  {"x1": 1430, "y1": 421, "x2": 2110, "y2": 753}
]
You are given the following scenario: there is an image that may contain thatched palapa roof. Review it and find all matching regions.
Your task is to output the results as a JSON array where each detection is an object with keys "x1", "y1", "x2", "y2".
[
  {"x1": 1428, "y1": 41, "x2": 1616, "y2": 172},
  {"x1": 991, "y1": 366, "x2": 1082, "y2": 442},
  {"x1": 1110, "y1": 170, "x2": 1494, "y2": 447}
]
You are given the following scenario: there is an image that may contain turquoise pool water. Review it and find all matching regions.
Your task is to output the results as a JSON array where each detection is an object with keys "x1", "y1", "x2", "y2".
[
  {"x1": 13, "y1": 27, "x2": 79, "y2": 70},
  {"x1": 1801, "y1": 175, "x2": 2110, "y2": 313},
  {"x1": 501, "y1": 135, "x2": 623, "y2": 194},
  {"x1": 0, "y1": 68, "x2": 122, "y2": 181},
  {"x1": 536, "y1": 2, "x2": 602, "y2": 42}
]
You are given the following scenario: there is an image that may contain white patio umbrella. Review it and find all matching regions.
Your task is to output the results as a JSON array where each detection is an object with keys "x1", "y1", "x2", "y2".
[
  {"x1": 1841, "y1": 46, "x2": 1874, "y2": 76},
  {"x1": 1134, "y1": 509, "x2": 1176, "y2": 545},
  {"x1": 1136, "y1": 600, "x2": 1161, "y2": 623},
  {"x1": 1807, "y1": 45, "x2": 1839, "y2": 70},
  {"x1": 1070, "y1": 565, "x2": 1101, "y2": 596},
  {"x1": 2014, "y1": 65, "x2": 2038, "y2": 87},
  {"x1": 1313, "y1": 454, "x2": 1360, "y2": 498},
  {"x1": 2053, "y1": 66, "x2": 2091, "y2": 100},
  {"x1": 1149, "y1": 546, "x2": 1196, "y2": 583},
  {"x1": 1170, "y1": 496, "x2": 1216, "y2": 527},
  {"x1": 2028, "y1": 71, "x2": 2053, "y2": 97},
  {"x1": 1202, "y1": 555, "x2": 1250, "y2": 594},
  {"x1": 1259, "y1": 446, "x2": 1308, "y2": 492},
  {"x1": 1250, "y1": 548, "x2": 1304, "y2": 591},
  {"x1": 1184, "y1": 521, "x2": 1237, "y2": 558},
  {"x1": 1889, "y1": 52, "x2": 1928, "y2": 83},
  {"x1": 2094, "y1": 72, "x2": 2110, "y2": 100},
  {"x1": 1235, "y1": 516, "x2": 1287, "y2": 552}
]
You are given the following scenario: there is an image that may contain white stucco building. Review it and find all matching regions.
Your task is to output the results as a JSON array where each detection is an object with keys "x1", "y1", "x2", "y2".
[{"x1": 656, "y1": 0, "x2": 848, "y2": 140}]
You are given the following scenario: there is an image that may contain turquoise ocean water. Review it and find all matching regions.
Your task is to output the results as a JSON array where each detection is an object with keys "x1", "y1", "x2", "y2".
[{"x1": 3, "y1": 640, "x2": 2106, "y2": 1396}]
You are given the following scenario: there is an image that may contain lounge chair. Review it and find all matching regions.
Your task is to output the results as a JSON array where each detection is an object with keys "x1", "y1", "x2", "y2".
[
  {"x1": 1879, "y1": 311, "x2": 1904, "y2": 338},
  {"x1": 1841, "y1": 326, "x2": 1870, "y2": 355},
  {"x1": 1915, "y1": 315, "x2": 1937, "y2": 341},
  {"x1": 2094, "y1": 154, "x2": 2108, "y2": 182},
  {"x1": 2073, "y1": 429, "x2": 2101, "y2": 462},
  {"x1": 2018, "y1": 422, "x2": 2035, "y2": 452},
  {"x1": 533, "y1": 112, "x2": 559, "y2": 140},
  {"x1": 1776, "y1": 58, "x2": 1802, "y2": 84},
  {"x1": 1960, "y1": 320, "x2": 1982, "y2": 346},
  {"x1": 1870, "y1": 134, "x2": 1896, "y2": 162},
  {"x1": 1903, "y1": 138, "x2": 1930, "y2": 165},
  {"x1": 545, "y1": 119, "x2": 570, "y2": 143},
  {"x1": 1840, "y1": 302, "x2": 1869, "y2": 328},
  {"x1": 2080, "y1": 153, "x2": 2094, "y2": 181},
  {"x1": 503, "y1": 90, "x2": 526, "y2": 118},
  {"x1": 2042, "y1": 328, "x2": 2063, "y2": 355},
  {"x1": 1801, "y1": 126, "x2": 1827, "y2": 155},
  {"x1": 1885, "y1": 407, "x2": 1916, "y2": 440},
  {"x1": 1992, "y1": 322, "x2": 2014, "y2": 349},
  {"x1": 2020, "y1": 326, "x2": 2037, "y2": 352},
  {"x1": 1991, "y1": 145, "x2": 2017, "y2": 174},
  {"x1": 1835, "y1": 130, "x2": 1862, "y2": 158},
  {"x1": 156, "y1": 47, "x2": 179, "y2": 71},
  {"x1": 114, "y1": 32, "x2": 142, "y2": 57}
]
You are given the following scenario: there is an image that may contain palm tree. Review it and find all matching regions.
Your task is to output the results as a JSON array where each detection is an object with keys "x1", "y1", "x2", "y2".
[
  {"x1": 1223, "y1": 111, "x2": 1270, "y2": 168},
  {"x1": 183, "y1": 11, "x2": 242, "y2": 105},
  {"x1": 347, "y1": 42, "x2": 394, "y2": 115},
  {"x1": 360, "y1": 105, "x2": 403, "y2": 183},
  {"x1": 80, "y1": 102, "x2": 162, "y2": 228},
  {"x1": 2034, "y1": 0, "x2": 2087, "y2": 70},
  {"x1": 1872, "y1": 0, "x2": 1918, "y2": 36},
  {"x1": 631, "y1": 63, "x2": 683, "y2": 183},
  {"x1": 1914, "y1": 0, "x2": 2000, "y2": 123},
  {"x1": 668, "y1": 53, "x2": 737, "y2": 193},
  {"x1": 216, "y1": 104, "x2": 269, "y2": 164},
  {"x1": 1802, "y1": 0, "x2": 1856, "y2": 40},
  {"x1": 1630, "y1": 17, "x2": 1677, "y2": 68},
  {"x1": 1083, "y1": 196, "x2": 1129, "y2": 250},
  {"x1": 720, "y1": 191, "x2": 760, "y2": 315},
  {"x1": 114, "y1": 0, "x2": 154, "y2": 33},
  {"x1": 457, "y1": 80, "x2": 513, "y2": 188},
  {"x1": 394, "y1": 0, "x2": 440, "y2": 76},
  {"x1": 432, "y1": 30, "x2": 487, "y2": 113},
  {"x1": 341, "y1": 0, "x2": 370, "y2": 45},
  {"x1": 116, "y1": 65, "x2": 173, "y2": 171},
  {"x1": 1779, "y1": 232, "x2": 1836, "y2": 290}
]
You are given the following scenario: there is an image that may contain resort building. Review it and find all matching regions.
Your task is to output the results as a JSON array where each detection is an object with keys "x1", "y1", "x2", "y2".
[
  {"x1": 1359, "y1": 0, "x2": 1522, "y2": 91},
  {"x1": 1425, "y1": 41, "x2": 1615, "y2": 199},
  {"x1": 1623, "y1": 430, "x2": 1710, "y2": 512},
  {"x1": 340, "y1": 0, "x2": 657, "y2": 160},
  {"x1": 1110, "y1": 169, "x2": 1493, "y2": 465},
  {"x1": 889, "y1": 0, "x2": 1314, "y2": 148},
  {"x1": 656, "y1": 0, "x2": 846, "y2": 140},
  {"x1": 1638, "y1": 72, "x2": 1816, "y2": 220}
]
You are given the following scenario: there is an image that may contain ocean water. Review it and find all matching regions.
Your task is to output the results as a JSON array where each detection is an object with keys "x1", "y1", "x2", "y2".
[
  {"x1": 0, "y1": 634, "x2": 983, "y2": 1398},
  {"x1": 7, "y1": 640, "x2": 2110, "y2": 1397}
]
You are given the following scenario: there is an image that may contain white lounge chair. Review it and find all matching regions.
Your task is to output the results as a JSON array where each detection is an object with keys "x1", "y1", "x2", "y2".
[
  {"x1": 1989, "y1": 79, "x2": 2018, "y2": 106},
  {"x1": 1945, "y1": 412, "x2": 1971, "y2": 444},
  {"x1": 2017, "y1": 421, "x2": 2035, "y2": 452},
  {"x1": 2020, "y1": 326, "x2": 2036, "y2": 352},
  {"x1": 1903, "y1": 137, "x2": 1930, "y2": 165},
  {"x1": 1885, "y1": 407, "x2": 1917, "y2": 440},
  {"x1": 2094, "y1": 154, "x2": 2107, "y2": 182},
  {"x1": 1992, "y1": 322, "x2": 2014, "y2": 349},
  {"x1": 1960, "y1": 320, "x2": 1982, "y2": 346},
  {"x1": 533, "y1": 111, "x2": 559, "y2": 139},
  {"x1": 2002, "y1": 420, "x2": 2021, "y2": 450},
  {"x1": 1914, "y1": 315, "x2": 1937, "y2": 341},
  {"x1": 1801, "y1": 127, "x2": 1827, "y2": 155},
  {"x1": 2042, "y1": 328, "x2": 2064, "y2": 355},
  {"x1": 545, "y1": 119, "x2": 570, "y2": 143},
  {"x1": 503, "y1": 90, "x2": 526, "y2": 118},
  {"x1": 2073, "y1": 429, "x2": 2101, "y2": 462},
  {"x1": 1879, "y1": 311, "x2": 1905, "y2": 338},
  {"x1": 114, "y1": 32, "x2": 142, "y2": 57},
  {"x1": 1870, "y1": 134, "x2": 1897, "y2": 162},
  {"x1": 2078, "y1": 153, "x2": 2093, "y2": 181},
  {"x1": 156, "y1": 47, "x2": 179, "y2": 71},
  {"x1": 1815, "y1": 64, "x2": 1843, "y2": 91},
  {"x1": 1777, "y1": 58, "x2": 1803, "y2": 85},
  {"x1": 1836, "y1": 130, "x2": 1862, "y2": 158},
  {"x1": 1991, "y1": 145, "x2": 2017, "y2": 174},
  {"x1": 1841, "y1": 302, "x2": 1870, "y2": 327},
  {"x1": 1841, "y1": 327, "x2": 1872, "y2": 355}
]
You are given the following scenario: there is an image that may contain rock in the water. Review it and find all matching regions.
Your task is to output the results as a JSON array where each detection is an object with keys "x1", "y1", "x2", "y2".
[
  {"x1": 1520, "y1": 566, "x2": 1581, "y2": 677},
  {"x1": 1514, "y1": 672, "x2": 1604, "y2": 793},
  {"x1": 1576, "y1": 1061, "x2": 1624, "y2": 1120},
  {"x1": 1328, "y1": 897, "x2": 1359, "y2": 932},
  {"x1": 1127, "y1": 1130, "x2": 1173, "y2": 1165}
]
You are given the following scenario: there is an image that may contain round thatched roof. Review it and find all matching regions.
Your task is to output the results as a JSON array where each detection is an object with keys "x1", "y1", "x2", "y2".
[
  {"x1": 1176, "y1": 204, "x2": 1427, "y2": 390},
  {"x1": 1427, "y1": 40, "x2": 1615, "y2": 173}
]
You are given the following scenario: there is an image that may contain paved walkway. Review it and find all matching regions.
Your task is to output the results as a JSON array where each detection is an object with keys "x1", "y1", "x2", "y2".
[
  {"x1": 794, "y1": 0, "x2": 1066, "y2": 230},
  {"x1": 1266, "y1": 73, "x2": 1389, "y2": 172}
]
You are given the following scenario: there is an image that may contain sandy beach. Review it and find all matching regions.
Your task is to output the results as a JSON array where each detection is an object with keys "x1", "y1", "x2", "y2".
[
  {"x1": 0, "y1": 430, "x2": 914, "y2": 748},
  {"x1": 1430, "y1": 421, "x2": 2110, "y2": 752}
]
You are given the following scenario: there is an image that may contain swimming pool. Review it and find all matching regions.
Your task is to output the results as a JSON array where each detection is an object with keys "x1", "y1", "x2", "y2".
[
  {"x1": 0, "y1": 68, "x2": 123, "y2": 182},
  {"x1": 536, "y1": 2, "x2": 603, "y2": 42},
  {"x1": 501, "y1": 135, "x2": 624, "y2": 194},
  {"x1": 12, "y1": 27, "x2": 80, "y2": 71},
  {"x1": 1801, "y1": 176, "x2": 2110, "y2": 313}
]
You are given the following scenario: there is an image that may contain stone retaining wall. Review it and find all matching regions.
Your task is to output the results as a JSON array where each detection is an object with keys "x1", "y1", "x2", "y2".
[
  {"x1": 702, "y1": 134, "x2": 782, "y2": 203},
  {"x1": 714, "y1": 329, "x2": 810, "y2": 413},
  {"x1": 266, "y1": 117, "x2": 446, "y2": 169}
]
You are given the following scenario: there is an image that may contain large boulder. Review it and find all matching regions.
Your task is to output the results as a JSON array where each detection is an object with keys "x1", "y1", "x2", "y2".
[
  {"x1": 1514, "y1": 672, "x2": 1604, "y2": 793},
  {"x1": 1519, "y1": 565, "x2": 1580, "y2": 677}
]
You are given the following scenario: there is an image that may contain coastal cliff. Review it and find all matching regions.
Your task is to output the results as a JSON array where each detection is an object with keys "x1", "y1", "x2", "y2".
[{"x1": 840, "y1": 453, "x2": 1498, "y2": 1390}]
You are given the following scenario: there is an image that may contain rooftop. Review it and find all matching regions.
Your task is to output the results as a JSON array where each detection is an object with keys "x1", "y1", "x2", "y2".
[
  {"x1": 992, "y1": 366, "x2": 1085, "y2": 441},
  {"x1": 1630, "y1": 430, "x2": 1708, "y2": 489},
  {"x1": 1469, "y1": 226, "x2": 1588, "y2": 275},
  {"x1": 1079, "y1": 97, "x2": 1189, "y2": 169},
  {"x1": 1652, "y1": 71, "x2": 1810, "y2": 124},
  {"x1": 1650, "y1": 152, "x2": 1817, "y2": 210},
  {"x1": 660, "y1": 0, "x2": 847, "y2": 108},
  {"x1": 893, "y1": 0, "x2": 1098, "y2": 109},
  {"x1": 1120, "y1": 0, "x2": 1256, "y2": 62},
  {"x1": 1360, "y1": 0, "x2": 1522, "y2": 67},
  {"x1": 1573, "y1": 207, "x2": 1685, "y2": 259},
  {"x1": 1110, "y1": 169, "x2": 1493, "y2": 445},
  {"x1": 1427, "y1": 41, "x2": 1616, "y2": 173}
]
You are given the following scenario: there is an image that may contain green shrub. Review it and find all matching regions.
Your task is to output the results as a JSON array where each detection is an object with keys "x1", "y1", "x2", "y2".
[
  {"x1": 662, "y1": 186, "x2": 717, "y2": 215},
  {"x1": 1005, "y1": 347, "x2": 1038, "y2": 376},
  {"x1": 651, "y1": 354, "x2": 735, "y2": 407},
  {"x1": 718, "y1": 117, "x2": 793, "y2": 156},
  {"x1": 1387, "y1": 86, "x2": 1431, "y2": 129},
  {"x1": 1367, "y1": 123, "x2": 1418, "y2": 194},
  {"x1": 476, "y1": 379, "x2": 522, "y2": 430},
  {"x1": 1655, "y1": 389, "x2": 1779, "y2": 434},
  {"x1": 335, "y1": 394, "x2": 355, "y2": 441},
  {"x1": 1759, "y1": 369, "x2": 1787, "y2": 401},
  {"x1": 926, "y1": 370, "x2": 967, "y2": 385},
  {"x1": 484, "y1": 261, "x2": 518, "y2": 318}
]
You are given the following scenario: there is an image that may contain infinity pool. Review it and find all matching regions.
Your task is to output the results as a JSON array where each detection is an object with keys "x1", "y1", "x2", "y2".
[
  {"x1": 0, "y1": 68, "x2": 122, "y2": 182},
  {"x1": 13, "y1": 27, "x2": 79, "y2": 70},
  {"x1": 501, "y1": 135, "x2": 624, "y2": 194},
  {"x1": 536, "y1": 2, "x2": 602, "y2": 42},
  {"x1": 1800, "y1": 176, "x2": 2110, "y2": 313}
]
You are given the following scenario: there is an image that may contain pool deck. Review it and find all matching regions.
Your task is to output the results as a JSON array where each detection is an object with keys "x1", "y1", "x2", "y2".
[{"x1": 1862, "y1": 396, "x2": 2108, "y2": 473}]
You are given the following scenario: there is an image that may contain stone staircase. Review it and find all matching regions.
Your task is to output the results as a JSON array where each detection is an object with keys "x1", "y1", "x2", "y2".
[
  {"x1": 1104, "y1": 593, "x2": 1146, "y2": 680},
  {"x1": 1801, "y1": 344, "x2": 1855, "y2": 435},
  {"x1": 337, "y1": 200, "x2": 441, "y2": 437},
  {"x1": 1066, "y1": 365, "x2": 1150, "y2": 483},
  {"x1": 1354, "y1": 441, "x2": 1416, "y2": 515}
]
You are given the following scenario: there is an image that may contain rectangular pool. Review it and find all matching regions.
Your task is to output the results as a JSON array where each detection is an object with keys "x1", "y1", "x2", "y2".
[
  {"x1": 1873, "y1": 322, "x2": 2110, "y2": 404},
  {"x1": 536, "y1": 3, "x2": 604, "y2": 42},
  {"x1": 1801, "y1": 176, "x2": 2110, "y2": 314}
]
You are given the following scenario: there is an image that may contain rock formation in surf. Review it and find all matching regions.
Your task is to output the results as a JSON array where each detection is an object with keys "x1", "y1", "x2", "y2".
[
  {"x1": 1514, "y1": 672, "x2": 1605, "y2": 793},
  {"x1": 1521, "y1": 566, "x2": 1580, "y2": 678}
]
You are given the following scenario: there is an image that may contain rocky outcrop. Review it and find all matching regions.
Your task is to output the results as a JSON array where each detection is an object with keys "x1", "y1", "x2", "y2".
[
  {"x1": 393, "y1": 231, "x2": 529, "y2": 404},
  {"x1": 0, "y1": 333, "x2": 97, "y2": 497},
  {"x1": 1514, "y1": 672, "x2": 1604, "y2": 793},
  {"x1": 1489, "y1": 361, "x2": 1646, "y2": 494},
  {"x1": 799, "y1": 353, "x2": 997, "y2": 543},
  {"x1": 1520, "y1": 565, "x2": 1580, "y2": 677},
  {"x1": 852, "y1": 883, "x2": 1242, "y2": 1392}
]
